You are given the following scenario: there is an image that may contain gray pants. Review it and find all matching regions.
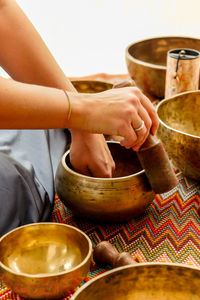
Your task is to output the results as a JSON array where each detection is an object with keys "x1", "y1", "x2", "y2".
[{"x1": 0, "y1": 153, "x2": 53, "y2": 237}]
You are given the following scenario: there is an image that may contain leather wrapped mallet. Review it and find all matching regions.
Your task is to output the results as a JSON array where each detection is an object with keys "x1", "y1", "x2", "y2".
[
  {"x1": 113, "y1": 79, "x2": 178, "y2": 194},
  {"x1": 93, "y1": 241, "x2": 137, "y2": 268}
]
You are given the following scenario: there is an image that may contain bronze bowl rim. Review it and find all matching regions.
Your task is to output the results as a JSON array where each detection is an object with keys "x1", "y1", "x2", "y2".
[
  {"x1": 125, "y1": 35, "x2": 200, "y2": 70},
  {"x1": 0, "y1": 222, "x2": 93, "y2": 278},
  {"x1": 156, "y1": 90, "x2": 200, "y2": 140},
  {"x1": 62, "y1": 141, "x2": 145, "y2": 181},
  {"x1": 71, "y1": 79, "x2": 113, "y2": 86},
  {"x1": 71, "y1": 262, "x2": 199, "y2": 299}
]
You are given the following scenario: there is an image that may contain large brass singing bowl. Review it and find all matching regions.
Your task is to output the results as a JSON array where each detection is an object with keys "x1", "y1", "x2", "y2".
[
  {"x1": 126, "y1": 36, "x2": 200, "y2": 99},
  {"x1": 55, "y1": 141, "x2": 155, "y2": 223},
  {"x1": 0, "y1": 223, "x2": 92, "y2": 299},
  {"x1": 71, "y1": 263, "x2": 200, "y2": 300},
  {"x1": 157, "y1": 90, "x2": 200, "y2": 180}
]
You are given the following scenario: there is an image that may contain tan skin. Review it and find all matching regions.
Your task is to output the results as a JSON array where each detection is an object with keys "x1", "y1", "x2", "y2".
[{"x1": 0, "y1": 0, "x2": 159, "y2": 177}]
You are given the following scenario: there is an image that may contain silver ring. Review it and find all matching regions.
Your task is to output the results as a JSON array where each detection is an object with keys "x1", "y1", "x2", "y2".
[{"x1": 134, "y1": 120, "x2": 145, "y2": 132}]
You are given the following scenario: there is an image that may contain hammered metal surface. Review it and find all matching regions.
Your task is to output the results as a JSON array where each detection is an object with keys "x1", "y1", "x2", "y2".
[
  {"x1": 55, "y1": 142, "x2": 155, "y2": 223},
  {"x1": 0, "y1": 223, "x2": 92, "y2": 299},
  {"x1": 72, "y1": 80, "x2": 113, "y2": 93},
  {"x1": 126, "y1": 36, "x2": 200, "y2": 99},
  {"x1": 72, "y1": 263, "x2": 200, "y2": 300},
  {"x1": 157, "y1": 90, "x2": 200, "y2": 180}
]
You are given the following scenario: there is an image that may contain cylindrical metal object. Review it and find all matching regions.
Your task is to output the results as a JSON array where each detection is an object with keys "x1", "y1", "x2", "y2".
[{"x1": 165, "y1": 48, "x2": 200, "y2": 98}]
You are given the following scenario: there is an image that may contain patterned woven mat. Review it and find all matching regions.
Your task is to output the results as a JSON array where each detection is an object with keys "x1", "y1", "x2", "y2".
[
  {"x1": 1, "y1": 167, "x2": 200, "y2": 300},
  {"x1": 1, "y1": 74, "x2": 200, "y2": 299}
]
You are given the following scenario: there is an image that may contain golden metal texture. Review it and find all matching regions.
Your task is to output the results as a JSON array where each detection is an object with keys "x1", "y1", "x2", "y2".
[
  {"x1": 72, "y1": 80, "x2": 113, "y2": 93},
  {"x1": 71, "y1": 263, "x2": 200, "y2": 300},
  {"x1": 125, "y1": 36, "x2": 200, "y2": 99},
  {"x1": 157, "y1": 90, "x2": 200, "y2": 180},
  {"x1": 55, "y1": 142, "x2": 155, "y2": 223},
  {"x1": 0, "y1": 223, "x2": 92, "y2": 299}
]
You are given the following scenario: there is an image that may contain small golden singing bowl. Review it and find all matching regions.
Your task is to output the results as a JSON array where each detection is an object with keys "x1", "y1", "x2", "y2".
[
  {"x1": 55, "y1": 141, "x2": 155, "y2": 223},
  {"x1": 0, "y1": 223, "x2": 92, "y2": 299},
  {"x1": 71, "y1": 262, "x2": 200, "y2": 300},
  {"x1": 157, "y1": 90, "x2": 200, "y2": 180},
  {"x1": 125, "y1": 36, "x2": 200, "y2": 99},
  {"x1": 72, "y1": 79, "x2": 113, "y2": 93}
]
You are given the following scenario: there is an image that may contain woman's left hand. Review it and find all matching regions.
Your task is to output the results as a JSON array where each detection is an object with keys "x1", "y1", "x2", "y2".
[{"x1": 69, "y1": 130, "x2": 115, "y2": 178}]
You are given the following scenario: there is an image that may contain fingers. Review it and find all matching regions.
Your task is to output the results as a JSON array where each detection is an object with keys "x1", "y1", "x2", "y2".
[
  {"x1": 71, "y1": 163, "x2": 93, "y2": 177},
  {"x1": 120, "y1": 124, "x2": 138, "y2": 148},
  {"x1": 87, "y1": 156, "x2": 115, "y2": 178},
  {"x1": 120, "y1": 119, "x2": 146, "y2": 150},
  {"x1": 71, "y1": 157, "x2": 115, "y2": 178},
  {"x1": 74, "y1": 86, "x2": 159, "y2": 152},
  {"x1": 90, "y1": 141, "x2": 115, "y2": 178},
  {"x1": 120, "y1": 89, "x2": 155, "y2": 150},
  {"x1": 70, "y1": 133, "x2": 116, "y2": 178},
  {"x1": 131, "y1": 122, "x2": 147, "y2": 151},
  {"x1": 133, "y1": 106, "x2": 152, "y2": 150},
  {"x1": 136, "y1": 91, "x2": 160, "y2": 135}
]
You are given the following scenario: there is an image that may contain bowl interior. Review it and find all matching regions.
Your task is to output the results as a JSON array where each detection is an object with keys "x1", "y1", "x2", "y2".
[
  {"x1": 72, "y1": 263, "x2": 200, "y2": 300},
  {"x1": 72, "y1": 80, "x2": 113, "y2": 93},
  {"x1": 67, "y1": 142, "x2": 144, "y2": 178},
  {"x1": 0, "y1": 223, "x2": 90, "y2": 275},
  {"x1": 128, "y1": 36, "x2": 200, "y2": 66},
  {"x1": 157, "y1": 92, "x2": 200, "y2": 137}
]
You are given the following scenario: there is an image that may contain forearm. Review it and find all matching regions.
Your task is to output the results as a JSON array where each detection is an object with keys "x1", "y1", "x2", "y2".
[
  {"x1": 0, "y1": 0, "x2": 85, "y2": 137},
  {"x1": 0, "y1": 0, "x2": 75, "y2": 91},
  {"x1": 0, "y1": 76, "x2": 69, "y2": 128}
]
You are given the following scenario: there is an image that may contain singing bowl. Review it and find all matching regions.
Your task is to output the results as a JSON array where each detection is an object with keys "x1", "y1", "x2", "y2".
[
  {"x1": 55, "y1": 141, "x2": 155, "y2": 223},
  {"x1": 72, "y1": 79, "x2": 113, "y2": 93},
  {"x1": 156, "y1": 90, "x2": 200, "y2": 180},
  {"x1": 125, "y1": 36, "x2": 200, "y2": 99},
  {"x1": 71, "y1": 263, "x2": 200, "y2": 300},
  {"x1": 0, "y1": 223, "x2": 92, "y2": 299}
]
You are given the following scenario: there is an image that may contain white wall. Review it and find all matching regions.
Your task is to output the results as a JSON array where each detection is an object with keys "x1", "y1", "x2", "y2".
[{"x1": 2, "y1": 0, "x2": 200, "y2": 77}]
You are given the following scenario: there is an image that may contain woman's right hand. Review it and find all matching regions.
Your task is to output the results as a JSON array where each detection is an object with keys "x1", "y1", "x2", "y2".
[{"x1": 67, "y1": 86, "x2": 159, "y2": 151}]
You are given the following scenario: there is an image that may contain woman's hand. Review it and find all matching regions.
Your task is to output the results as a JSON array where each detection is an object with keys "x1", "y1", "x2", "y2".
[
  {"x1": 70, "y1": 130, "x2": 115, "y2": 177},
  {"x1": 67, "y1": 87, "x2": 159, "y2": 151}
]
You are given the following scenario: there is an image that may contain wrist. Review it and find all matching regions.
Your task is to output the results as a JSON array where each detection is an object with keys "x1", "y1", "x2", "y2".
[
  {"x1": 71, "y1": 129, "x2": 100, "y2": 140},
  {"x1": 66, "y1": 92, "x2": 94, "y2": 131}
]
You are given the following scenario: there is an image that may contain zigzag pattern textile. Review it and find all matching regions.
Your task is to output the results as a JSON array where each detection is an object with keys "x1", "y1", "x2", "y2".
[{"x1": 1, "y1": 167, "x2": 199, "y2": 300}]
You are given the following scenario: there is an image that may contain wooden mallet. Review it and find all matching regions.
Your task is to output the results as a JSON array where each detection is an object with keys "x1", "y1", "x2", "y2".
[{"x1": 113, "y1": 79, "x2": 178, "y2": 194}]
